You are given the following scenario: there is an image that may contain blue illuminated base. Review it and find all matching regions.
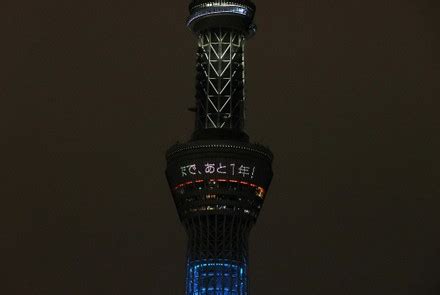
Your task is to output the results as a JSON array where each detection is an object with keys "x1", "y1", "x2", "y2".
[{"x1": 186, "y1": 260, "x2": 248, "y2": 295}]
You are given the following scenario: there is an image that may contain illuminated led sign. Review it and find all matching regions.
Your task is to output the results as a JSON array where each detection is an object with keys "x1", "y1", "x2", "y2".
[{"x1": 166, "y1": 158, "x2": 272, "y2": 190}]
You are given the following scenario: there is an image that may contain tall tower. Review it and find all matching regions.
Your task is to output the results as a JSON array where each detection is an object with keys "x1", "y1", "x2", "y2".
[{"x1": 165, "y1": 1, "x2": 273, "y2": 294}]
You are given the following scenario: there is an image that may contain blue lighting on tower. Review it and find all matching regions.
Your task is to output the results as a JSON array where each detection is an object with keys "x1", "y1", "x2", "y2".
[{"x1": 186, "y1": 260, "x2": 248, "y2": 295}]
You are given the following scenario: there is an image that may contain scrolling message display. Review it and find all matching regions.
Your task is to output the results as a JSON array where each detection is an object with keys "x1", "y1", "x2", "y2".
[
  {"x1": 166, "y1": 158, "x2": 272, "y2": 189},
  {"x1": 180, "y1": 162, "x2": 256, "y2": 179}
]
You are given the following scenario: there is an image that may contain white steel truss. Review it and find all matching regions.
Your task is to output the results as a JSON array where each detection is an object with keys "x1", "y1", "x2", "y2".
[{"x1": 195, "y1": 28, "x2": 245, "y2": 129}]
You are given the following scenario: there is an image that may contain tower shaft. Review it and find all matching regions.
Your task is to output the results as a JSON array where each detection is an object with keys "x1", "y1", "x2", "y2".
[
  {"x1": 166, "y1": 1, "x2": 273, "y2": 294},
  {"x1": 195, "y1": 28, "x2": 245, "y2": 130},
  {"x1": 185, "y1": 214, "x2": 252, "y2": 293}
]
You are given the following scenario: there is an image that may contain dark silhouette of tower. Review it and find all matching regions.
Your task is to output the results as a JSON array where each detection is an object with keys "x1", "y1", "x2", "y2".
[{"x1": 165, "y1": 1, "x2": 273, "y2": 294}]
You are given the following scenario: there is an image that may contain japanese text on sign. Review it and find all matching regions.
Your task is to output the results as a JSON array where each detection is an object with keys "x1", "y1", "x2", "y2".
[{"x1": 180, "y1": 162, "x2": 256, "y2": 179}]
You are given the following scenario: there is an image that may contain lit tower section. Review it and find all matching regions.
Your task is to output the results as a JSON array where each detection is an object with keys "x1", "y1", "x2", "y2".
[{"x1": 165, "y1": 1, "x2": 273, "y2": 294}]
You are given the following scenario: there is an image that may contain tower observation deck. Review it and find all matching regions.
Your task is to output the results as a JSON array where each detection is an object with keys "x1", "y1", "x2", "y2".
[{"x1": 165, "y1": 1, "x2": 274, "y2": 294}]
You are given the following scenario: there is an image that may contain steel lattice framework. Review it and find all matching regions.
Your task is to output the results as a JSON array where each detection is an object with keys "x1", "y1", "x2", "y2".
[
  {"x1": 184, "y1": 214, "x2": 251, "y2": 294},
  {"x1": 165, "y1": 1, "x2": 274, "y2": 294},
  {"x1": 196, "y1": 28, "x2": 245, "y2": 130}
]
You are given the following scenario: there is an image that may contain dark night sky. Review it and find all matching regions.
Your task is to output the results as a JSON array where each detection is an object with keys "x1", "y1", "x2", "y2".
[{"x1": 1, "y1": 0, "x2": 439, "y2": 294}]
